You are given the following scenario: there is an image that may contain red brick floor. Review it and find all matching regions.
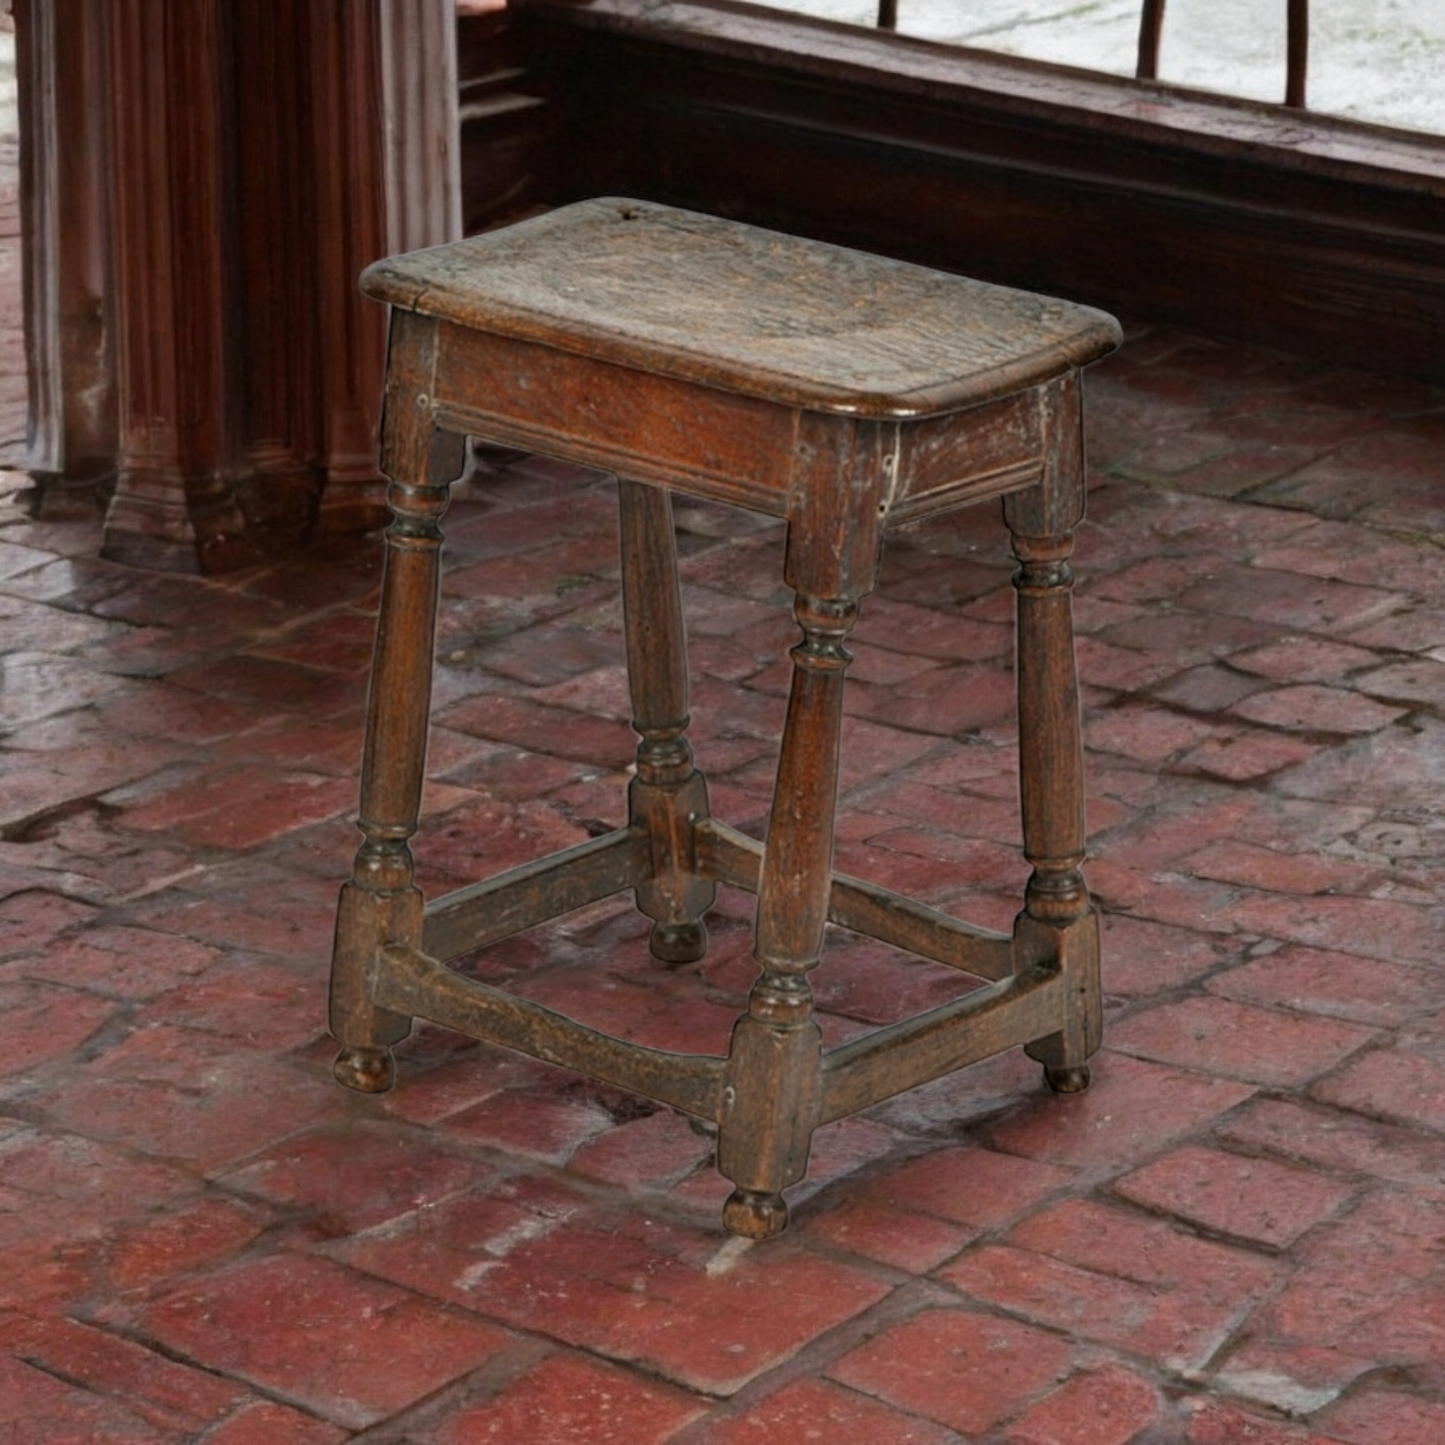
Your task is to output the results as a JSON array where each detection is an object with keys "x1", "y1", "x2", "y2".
[{"x1": 5, "y1": 268, "x2": 1445, "y2": 1441}]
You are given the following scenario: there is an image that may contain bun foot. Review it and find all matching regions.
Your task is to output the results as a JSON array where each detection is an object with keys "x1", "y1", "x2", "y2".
[
  {"x1": 334, "y1": 1045, "x2": 396, "y2": 1094},
  {"x1": 722, "y1": 1187, "x2": 789, "y2": 1239},
  {"x1": 650, "y1": 920, "x2": 709, "y2": 966},
  {"x1": 1044, "y1": 1064, "x2": 1091, "y2": 1094}
]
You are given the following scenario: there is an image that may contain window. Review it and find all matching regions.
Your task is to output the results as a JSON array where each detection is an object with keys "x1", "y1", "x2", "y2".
[{"x1": 741, "y1": 0, "x2": 1445, "y2": 134}]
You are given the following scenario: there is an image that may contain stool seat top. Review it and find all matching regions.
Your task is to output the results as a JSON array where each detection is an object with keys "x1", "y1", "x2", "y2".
[{"x1": 362, "y1": 199, "x2": 1120, "y2": 420}]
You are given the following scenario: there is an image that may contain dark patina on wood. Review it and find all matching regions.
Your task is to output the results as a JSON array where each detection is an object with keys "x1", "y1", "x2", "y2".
[{"x1": 330, "y1": 198, "x2": 1119, "y2": 1237}]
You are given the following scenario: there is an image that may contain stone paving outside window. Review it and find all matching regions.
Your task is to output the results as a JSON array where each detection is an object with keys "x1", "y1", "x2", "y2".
[{"x1": 743, "y1": 0, "x2": 1445, "y2": 134}]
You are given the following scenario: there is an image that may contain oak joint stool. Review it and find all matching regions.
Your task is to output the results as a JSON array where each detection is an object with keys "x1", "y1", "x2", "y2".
[{"x1": 329, "y1": 199, "x2": 1121, "y2": 1238}]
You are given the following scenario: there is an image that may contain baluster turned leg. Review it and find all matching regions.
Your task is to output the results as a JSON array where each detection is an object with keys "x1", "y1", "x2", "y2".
[
  {"x1": 1005, "y1": 382, "x2": 1101, "y2": 1094},
  {"x1": 719, "y1": 594, "x2": 856, "y2": 1237},
  {"x1": 619, "y1": 479, "x2": 716, "y2": 964},
  {"x1": 330, "y1": 315, "x2": 465, "y2": 1092}
]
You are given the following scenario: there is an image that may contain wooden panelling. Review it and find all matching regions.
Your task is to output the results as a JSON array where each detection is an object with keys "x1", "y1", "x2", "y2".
[{"x1": 456, "y1": 8, "x2": 568, "y2": 233}]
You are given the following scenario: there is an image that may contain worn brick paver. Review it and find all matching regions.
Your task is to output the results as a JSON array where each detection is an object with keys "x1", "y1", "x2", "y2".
[
  {"x1": 1231, "y1": 683, "x2": 1409, "y2": 735},
  {"x1": 1003, "y1": 1364, "x2": 1163, "y2": 1445},
  {"x1": 6, "y1": 1311, "x2": 249, "y2": 1435},
  {"x1": 411, "y1": 1212, "x2": 894, "y2": 1395},
  {"x1": 1109, "y1": 994, "x2": 1380, "y2": 1086},
  {"x1": 801, "y1": 1143, "x2": 1074, "y2": 1272},
  {"x1": 1231, "y1": 633, "x2": 1385, "y2": 684},
  {"x1": 1218, "y1": 1095, "x2": 1445, "y2": 1193},
  {"x1": 439, "y1": 1085, "x2": 620, "y2": 1162},
  {"x1": 1271, "y1": 713, "x2": 1445, "y2": 813},
  {"x1": 431, "y1": 1353, "x2": 706, "y2": 1444},
  {"x1": 1182, "y1": 837, "x2": 1384, "y2": 898},
  {"x1": 828, "y1": 1308, "x2": 1075, "y2": 1437},
  {"x1": 1183, "y1": 1400, "x2": 1345, "y2": 1444},
  {"x1": 983, "y1": 1051, "x2": 1258, "y2": 1167},
  {"x1": 683, "y1": 1376, "x2": 959, "y2": 1444},
  {"x1": 1099, "y1": 912, "x2": 1242, "y2": 996},
  {"x1": 34, "y1": 1038, "x2": 347, "y2": 1170},
  {"x1": 1320, "y1": 1387, "x2": 1445, "y2": 1445},
  {"x1": 0, "y1": 980, "x2": 119, "y2": 1075},
  {"x1": 567, "y1": 1108, "x2": 716, "y2": 1190},
  {"x1": 1311, "y1": 1038, "x2": 1445, "y2": 1134},
  {"x1": 1209, "y1": 1336, "x2": 1370, "y2": 1418},
  {"x1": 1224, "y1": 889, "x2": 1445, "y2": 967},
  {"x1": 215, "y1": 1120, "x2": 506, "y2": 1233},
  {"x1": 23, "y1": 925, "x2": 220, "y2": 1000},
  {"x1": 1207, "y1": 945, "x2": 1440, "y2": 1028},
  {"x1": 319, "y1": 1179, "x2": 581, "y2": 1309},
  {"x1": 200, "y1": 1402, "x2": 351, "y2": 1445},
  {"x1": 0, "y1": 1351, "x2": 177, "y2": 1444},
  {"x1": 1237, "y1": 1185, "x2": 1445, "y2": 1394},
  {"x1": 101, "y1": 1194, "x2": 275, "y2": 1294},
  {"x1": 943, "y1": 1197, "x2": 1280, "y2": 1370},
  {"x1": 1112, "y1": 1143, "x2": 1358, "y2": 1248},
  {"x1": 0, "y1": 888, "x2": 99, "y2": 954},
  {"x1": 4, "y1": 129, "x2": 1445, "y2": 1440},
  {"x1": 116, "y1": 1252, "x2": 512, "y2": 1430}
]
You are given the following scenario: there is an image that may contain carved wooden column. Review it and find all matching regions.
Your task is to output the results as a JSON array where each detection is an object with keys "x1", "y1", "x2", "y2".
[
  {"x1": 100, "y1": 0, "x2": 255, "y2": 571},
  {"x1": 16, "y1": 0, "x2": 460, "y2": 571},
  {"x1": 308, "y1": 0, "x2": 465, "y2": 538},
  {"x1": 303, "y1": 1, "x2": 392, "y2": 540},
  {"x1": 380, "y1": 0, "x2": 465, "y2": 261},
  {"x1": 230, "y1": 0, "x2": 320, "y2": 546},
  {"x1": 14, "y1": 0, "x2": 117, "y2": 516}
]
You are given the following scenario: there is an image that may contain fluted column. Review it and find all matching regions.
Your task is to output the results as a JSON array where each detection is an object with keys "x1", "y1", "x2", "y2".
[
  {"x1": 14, "y1": 0, "x2": 117, "y2": 516},
  {"x1": 16, "y1": 0, "x2": 461, "y2": 571}
]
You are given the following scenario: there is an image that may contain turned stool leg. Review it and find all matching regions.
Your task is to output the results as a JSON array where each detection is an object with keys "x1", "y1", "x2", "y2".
[
  {"x1": 619, "y1": 479, "x2": 717, "y2": 965},
  {"x1": 330, "y1": 315, "x2": 465, "y2": 1092},
  {"x1": 718, "y1": 593, "x2": 856, "y2": 1238},
  {"x1": 1005, "y1": 377, "x2": 1102, "y2": 1094}
]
